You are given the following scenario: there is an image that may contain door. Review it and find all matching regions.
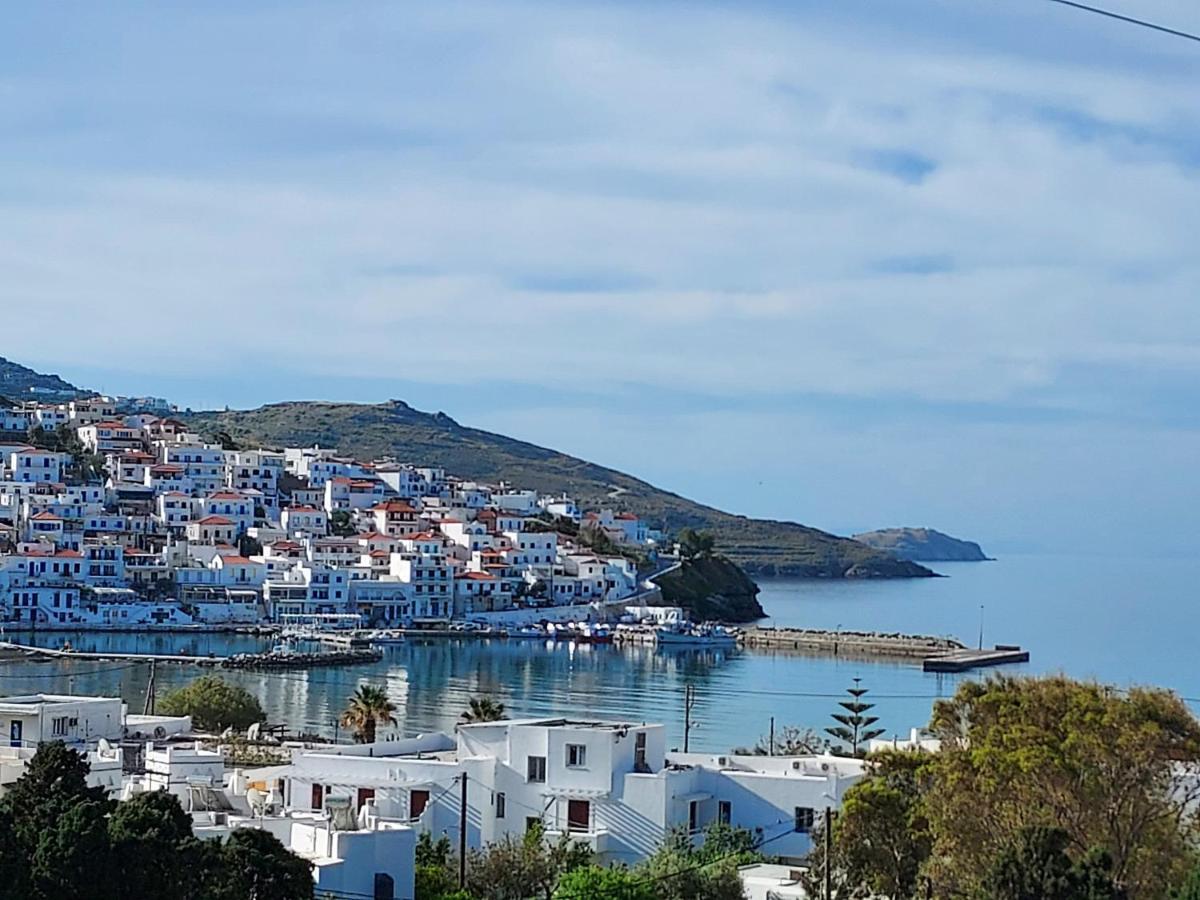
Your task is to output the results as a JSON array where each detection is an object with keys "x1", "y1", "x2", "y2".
[
  {"x1": 410, "y1": 789, "x2": 430, "y2": 820},
  {"x1": 311, "y1": 783, "x2": 324, "y2": 810},
  {"x1": 567, "y1": 799, "x2": 590, "y2": 834},
  {"x1": 9, "y1": 720, "x2": 21, "y2": 748},
  {"x1": 357, "y1": 788, "x2": 376, "y2": 810}
]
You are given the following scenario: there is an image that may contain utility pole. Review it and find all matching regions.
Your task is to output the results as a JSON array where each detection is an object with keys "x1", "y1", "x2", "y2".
[
  {"x1": 769, "y1": 716, "x2": 775, "y2": 756},
  {"x1": 143, "y1": 659, "x2": 156, "y2": 716},
  {"x1": 978, "y1": 604, "x2": 985, "y2": 651},
  {"x1": 824, "y1": 805, "x2": 833, "y2": 900},
  {"x1": 683, "y1": 685, "x2": 696, "y2": 752},
  {"x1": 458, "y1": 774, "x2": 468, "y2": 890}
]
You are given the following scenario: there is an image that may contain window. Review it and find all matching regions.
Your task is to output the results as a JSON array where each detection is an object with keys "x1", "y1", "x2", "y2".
[
  {"x1": 688, "y1": 800, "x2": 699, "y2": 833},
  {"x1": 311, "y1": 784, "x2": 325, "y2": 810},
  {"x1": 566, "y1": 744, "x2": 587, "y2": 768},
  {"x1": 635, "y1": 732, "x2": 648, "y2": 771},
  {"x1": 495, "y1": 792, "x2": 506, "y2": 819},
  {"x1": 527, "y1": 755, "x2": 547, "y2": 783},
  {"x1": 794, "y1": 807, "x2": 816, "y2": 834},
  {"x1": 525, "y1": 817, "x2": 541, "y2": 835},
  {"x1": 410, "y1": 789, "x2": 430, "y2": 820},
  {"x1": 51, "y1": 716, "x2": 69, "y2": 736}
]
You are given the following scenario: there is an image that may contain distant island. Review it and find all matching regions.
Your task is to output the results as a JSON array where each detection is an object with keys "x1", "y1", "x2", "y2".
[{"x1": 853, "y1": 527, "x2": 991, "y2": 562}]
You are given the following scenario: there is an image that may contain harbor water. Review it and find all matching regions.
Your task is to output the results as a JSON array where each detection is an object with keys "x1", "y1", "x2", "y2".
[{"x1": 0, "y1": 553, "x2": 1194, "y2": 752}]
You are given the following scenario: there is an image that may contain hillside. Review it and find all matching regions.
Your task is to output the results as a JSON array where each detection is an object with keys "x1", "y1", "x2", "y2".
[
  {"x1": 187, "y1": 400, "x2": 935, "y2": 579},
  {"x1": 853, "y1": 527, "x2": 990, "y2": 562},
  {"x1": 654, "y1": 557, "x2": 766, "y2": 622},
  {"x1": 0, "y1": 357, "x2": 80, "y2": 400}
]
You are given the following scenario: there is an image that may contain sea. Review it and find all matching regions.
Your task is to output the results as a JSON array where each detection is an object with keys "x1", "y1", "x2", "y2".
[{"x1": 1, "y1": 553, "x2": 1195, "y2": 753}]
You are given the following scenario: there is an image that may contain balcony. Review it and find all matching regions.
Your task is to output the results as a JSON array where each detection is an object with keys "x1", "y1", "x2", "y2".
[{"x1": 544, "y1": 827, "x2": 611, "y2": 855}]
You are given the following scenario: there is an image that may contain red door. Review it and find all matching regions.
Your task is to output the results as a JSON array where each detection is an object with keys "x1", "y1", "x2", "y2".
[
  {"x1": 357, "y1": 788, "x2": 376, "y2": 809},
  {"x1": 410, "y1": 789, "x2": 430, "y2": 820},
  {"x1": 311, "y1": 783, "x2": 324, "y2": 810},
  {"x1": 567, "y1": 800, "x2": 590, "y2": 833}
]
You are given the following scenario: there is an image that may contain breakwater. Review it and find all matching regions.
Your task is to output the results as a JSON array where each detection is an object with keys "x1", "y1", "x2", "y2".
[{"x1": 740, "y1": 627, "x2": 964, "y2": 659}]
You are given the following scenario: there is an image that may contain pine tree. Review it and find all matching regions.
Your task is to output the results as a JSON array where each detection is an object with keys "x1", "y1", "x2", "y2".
[{"x1": 825, "y1": 677, "x2": 885, "y2": 755}]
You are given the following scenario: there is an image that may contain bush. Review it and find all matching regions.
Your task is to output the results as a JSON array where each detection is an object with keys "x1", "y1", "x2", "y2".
[{"x1": 158, "y1": 675, "x2": 265, "y2": 732}]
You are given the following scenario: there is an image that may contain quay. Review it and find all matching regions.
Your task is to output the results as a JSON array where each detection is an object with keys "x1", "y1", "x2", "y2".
[
  {"x1": 923, "y1": 645, "x2": 1030, "y2": 672},
  {"x1": 740, "y1": 627, "x2": 965, "y2": 660},
  {"x1": 0, "y1": 641, "x2": 226, "y2": 666}
]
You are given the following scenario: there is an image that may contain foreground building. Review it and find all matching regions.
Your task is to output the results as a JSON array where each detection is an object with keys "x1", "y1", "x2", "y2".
[{"x1": 283, "y1": 718, "x2": 866, "y2": 865}]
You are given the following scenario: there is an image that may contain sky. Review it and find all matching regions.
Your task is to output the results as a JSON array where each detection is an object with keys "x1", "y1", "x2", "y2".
[{"x1": 3, "y1": 0, "x2": 1200, "y2": 556}]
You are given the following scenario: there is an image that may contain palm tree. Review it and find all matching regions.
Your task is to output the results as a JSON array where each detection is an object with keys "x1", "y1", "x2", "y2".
[
  {"x1": 460, "y1": 696, "x2": 506, "y2": 724},
  {"x1": 340, "y1": 685, "x2": 396, "y2": 744}
]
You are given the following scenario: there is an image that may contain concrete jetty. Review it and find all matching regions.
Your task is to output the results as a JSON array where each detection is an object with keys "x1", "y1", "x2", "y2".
[
  {"x1": 922, "y1": 645, "x2": 1030, "y2": 672},
  {"x1": 0, "y1": 641, "x2": 225, "y2": 666},
  {"x1": 740, "y1": 627, "x2": 964, "y2": 660}
]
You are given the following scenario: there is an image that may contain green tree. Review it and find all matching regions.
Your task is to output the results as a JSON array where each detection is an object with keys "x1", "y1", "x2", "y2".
[
  {"x1": 415, "y1": 832, "x2": 459, "y2": 900},
  {"x1": 330, "y1": 510, "x2": 356, "y2": 537},
  {"x1": 554, "y1": 864, "x2": 654, "y2": 899},
  {"x1": 108, "y1": 791, "x2": 200, "y2": 900},
  {"x1": 461, "y1": 697, "x2": 506, "y2": 724},
  {"x1": 203, "y1": 828, "x2": 313, "y2": 900},
  {"x1": 463, "y1": 821, "x2": 592, "y2": 900},
  {"x1": 982, "y1": 825, "x2": 1124, "y2": 900},
  {"x1": 925, "y1": 676, "x2": 1200, "y2": 899},
  {"x1": 1172, "y1": 863, "x2": 1200, "y2": 900},
  {"x1": 158, "y1": 675, "x2": 266, "y2": 732},
  {"x1": 825, "y1": 677, "x2": 885, "y2": 755},
  {"x1": 677, "y1": 528, "x2": 716, "y2": 560},
  {"x1": 635, "y1": 823, "x2": 758, "y2": 900},
  {"x1": 804, "y1": 750, "x2": 932, "y2": 900},
  {"x1": 340, "y1": 684, "x2": 397, "y2": 744}
]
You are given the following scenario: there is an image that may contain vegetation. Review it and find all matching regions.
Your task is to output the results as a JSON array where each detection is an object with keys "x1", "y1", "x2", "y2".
[
  {"x1": 825, "y1": 677, "x2": 885, "y2": 755},
  {"x1": 460, "y1": 696, "x2": 506, "y2": 724},
  {"x1": 733, "y1": 723, "x2": 828, "y2": 756},
  {"x1": 677, "y1": 527, "x2": 716, "y2": 559},
  {"x1": 0, "y1": 742, "x2": 312, "y2": 900},
  {"x1": 340, "y1": 684, "x2": 397, "y2": 743},
  {"x1": 654, "y1": 555, "x2": 765, "y2": 622},
  {"x1": 810, "y1": 676, "x2": 1200, "y2": 900},
  {"x1": 415, "y1": 822, "x2": 757, "y2": 900},
  {"x1": 0, "y1": 356, "x2": 80, "y2": 399},
  {"x1": 184, "y1": 399, "x2": 935, "y2": 578},
  {"x1": 158, "y1": 675, "x2": 266, "y2": 732},
  {"x1": 27, "y1": 424, "x2": 107, "y2": 482},
  {"x1": 329, "y1": 509, "x2": 356, "y2": 537}
]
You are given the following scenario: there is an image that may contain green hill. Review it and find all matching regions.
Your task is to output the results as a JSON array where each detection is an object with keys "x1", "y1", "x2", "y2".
[
  {"x1": 0, "y1": 357, "x2": 80, "y2": 400},
  {"x1": 187, "y1": 400, "x2": 934, "y2": 579}
]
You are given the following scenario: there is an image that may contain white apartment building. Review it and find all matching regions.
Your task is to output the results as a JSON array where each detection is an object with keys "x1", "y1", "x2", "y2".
[{"x1": 283, "y1": 719, "x2": 867, "y2": 866}]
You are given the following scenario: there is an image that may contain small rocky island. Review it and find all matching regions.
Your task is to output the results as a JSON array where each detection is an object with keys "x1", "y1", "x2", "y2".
[{"x1": 853, "y1": 527, "x2": 991, "y2": 562}]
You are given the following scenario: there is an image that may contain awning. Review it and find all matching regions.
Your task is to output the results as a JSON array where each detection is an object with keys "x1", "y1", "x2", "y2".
[{"x1": 673, "y1": 791, "x2": 713, "y2": 803}]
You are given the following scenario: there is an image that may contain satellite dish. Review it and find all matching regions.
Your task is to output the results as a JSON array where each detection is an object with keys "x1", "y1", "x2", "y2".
[
  {"x1": 246, "y1": 787, "x2": 267, "y2": 815},
  {"x1": 153, "y1": 726, "x2": 167, "y2": 740},
  {"x1": 98, "y1": 738, "x2": 112, "y2": 752}
]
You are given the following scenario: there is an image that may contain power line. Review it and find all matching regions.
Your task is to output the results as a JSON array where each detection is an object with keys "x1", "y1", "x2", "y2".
[{"x1": 1044, "y1": 0, "x2": 1200, "y2": 44}]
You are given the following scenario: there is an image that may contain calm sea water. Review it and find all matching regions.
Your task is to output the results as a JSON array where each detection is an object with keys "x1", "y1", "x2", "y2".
[{"x1": 1, "y1": 554, "x2": 1194, "y2": 752}]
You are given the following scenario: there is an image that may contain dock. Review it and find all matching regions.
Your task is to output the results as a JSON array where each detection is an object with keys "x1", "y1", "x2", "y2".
[
  {"x1": 740, "y1": 627, "x2": 965, "y2": 660},
  {"x1": 922, "y1": 645, "x2": 1030, "y2": 672},
  {"x1": 0, "y1": 641, "x2": 225, "y2": 666}
]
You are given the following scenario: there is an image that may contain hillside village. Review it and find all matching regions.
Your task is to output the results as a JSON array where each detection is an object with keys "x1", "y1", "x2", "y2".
[{"x1": 0, "y1": 395, "x2": 663, "y2": 628}]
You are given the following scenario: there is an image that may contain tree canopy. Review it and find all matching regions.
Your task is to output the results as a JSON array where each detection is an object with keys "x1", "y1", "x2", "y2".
[
  {"x1": 816, "y1": 676, "x2": 1200, "y2": 900},
  {"x1": 460, "y1": 696, "x2": 506, "y2": 724},
  {"x1": 0, "y1": 742, "x2": 312, "y2": 900},
  {"x1": 340, "y1": 684, "x2": 397, "y2": 744},
  {"x1": 157, "y1": 675, "x2": 266, "y2": 732}
]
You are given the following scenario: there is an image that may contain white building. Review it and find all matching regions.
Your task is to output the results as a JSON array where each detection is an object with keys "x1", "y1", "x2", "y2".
[{"x1": 283, "y1": 719, "x2": 866, "y2": 866}]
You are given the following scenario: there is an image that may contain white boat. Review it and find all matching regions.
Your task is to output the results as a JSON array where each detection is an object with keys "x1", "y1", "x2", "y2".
[
  {"x1": 363, "y1": 629, "x2": 407, "y2": 645},
  {"x1": 655, "y1": 623, "x2": 739, "y2": 646},
  {"x1": 506, "y1": 625, "x2": 549, "y2": 640}
]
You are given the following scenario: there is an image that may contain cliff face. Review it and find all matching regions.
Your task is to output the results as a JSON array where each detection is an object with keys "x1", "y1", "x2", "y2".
[
  {"x1": 653, "y1": 556, "x2": 766, "y2": 623},
  {"x1": 852, "y1": 527, "x2": 990, "y2": 562}
]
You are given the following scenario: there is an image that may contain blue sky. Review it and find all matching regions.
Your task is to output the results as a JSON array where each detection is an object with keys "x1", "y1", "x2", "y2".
[{"x1": 4, "y1": 0, "x2": 1200, "y2": 555}]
